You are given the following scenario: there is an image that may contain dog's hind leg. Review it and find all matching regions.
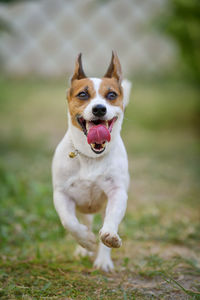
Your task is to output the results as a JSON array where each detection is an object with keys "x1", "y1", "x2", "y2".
[
  {"x1": 94, "y1": 242, "x2": 114, "y2": 272},
  {"x1": 74, "y1": 245, "x2": 94, "y2": 258},
  {"x1": 81, "y1": 214, "x2": 93, "y2": 231}
]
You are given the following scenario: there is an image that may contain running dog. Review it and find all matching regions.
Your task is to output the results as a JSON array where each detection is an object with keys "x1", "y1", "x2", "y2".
[{"x1": 52, "y1": 51, "x2": 131, "y2": 271}]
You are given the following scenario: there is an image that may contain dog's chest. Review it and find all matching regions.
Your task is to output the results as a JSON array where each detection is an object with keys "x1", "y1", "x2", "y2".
[
  {"x1": 68, "y1": 179, "x2": 106, "y2": 213},
  {"x1": 66, "y1": 160, "x2": 108, "y2": 213}
]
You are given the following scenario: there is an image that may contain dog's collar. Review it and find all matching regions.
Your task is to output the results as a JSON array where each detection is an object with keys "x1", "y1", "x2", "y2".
[
  {"x1": 68, "y1": 147, "x2": 106, "y2": 159},
  {"x1": 68, "y1": 148, "x2": 92, "y2": 159}
]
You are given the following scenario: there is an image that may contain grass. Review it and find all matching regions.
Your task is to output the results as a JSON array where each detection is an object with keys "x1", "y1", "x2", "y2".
[{"x1": 0, "y1": 77, "x2": 200, "y2": 299}]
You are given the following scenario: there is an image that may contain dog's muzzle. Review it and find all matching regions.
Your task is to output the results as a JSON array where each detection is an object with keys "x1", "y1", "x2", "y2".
[{"x1": 77, "y1": 115, "x2": 117, "y2": 154}]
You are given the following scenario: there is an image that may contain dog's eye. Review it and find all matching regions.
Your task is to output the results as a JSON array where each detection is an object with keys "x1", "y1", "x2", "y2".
[
  {"x1": 77, "y1": 91, "x2": 89, "y2": 100},
  {"x1": 106, "y1": 91, "x2": 117, "y2": 100}
]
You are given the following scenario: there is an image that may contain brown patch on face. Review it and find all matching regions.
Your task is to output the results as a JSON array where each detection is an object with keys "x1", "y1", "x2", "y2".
[
  {"x1": 67, "y1": 78, "x2": 96, "y2": 130},
  {"x1": 99, "y1": 78, "x2": 123, "y2": 110}
]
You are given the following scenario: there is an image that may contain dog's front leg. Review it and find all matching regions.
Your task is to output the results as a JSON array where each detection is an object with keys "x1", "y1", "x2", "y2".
[
  {"x1": 53, "y1": 190, "x2": 96, "y2": 251},
  {"x1": 100, "y1": 188, "x2": 127, "y2": 248}
]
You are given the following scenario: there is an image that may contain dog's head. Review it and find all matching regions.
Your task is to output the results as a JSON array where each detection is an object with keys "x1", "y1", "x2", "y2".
[{"x1": 67, "y1": 51, "x2": 124, "y2": 156}]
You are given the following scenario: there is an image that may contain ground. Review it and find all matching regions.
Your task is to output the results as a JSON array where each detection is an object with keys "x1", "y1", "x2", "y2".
[{"x1": 0, "y1": 78, "x2": 199, "y2": 299}]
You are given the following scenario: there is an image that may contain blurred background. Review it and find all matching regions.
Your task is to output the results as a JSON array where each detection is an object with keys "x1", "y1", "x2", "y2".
[
  {"x1": 0, "y1": 0, "x2": 200, "y2": 298},
  {"x1": 0, "y1": 0, "x2": 176, "y2": 77}
]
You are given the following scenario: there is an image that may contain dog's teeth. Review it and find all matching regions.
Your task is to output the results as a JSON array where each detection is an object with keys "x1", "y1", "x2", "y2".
[
  {"x1": 86, "y1": 121, "x2": 89, "y2": 131},
  {"x1": 91, "y1": 143, "x2": 95, "y2": 148},
  {"x1": 105, "y1": 121, "x2": 108, "y2": 128}
]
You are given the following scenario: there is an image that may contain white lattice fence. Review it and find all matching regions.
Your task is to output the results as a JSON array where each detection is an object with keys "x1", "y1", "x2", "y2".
[{"x1": 0, "y1": 0, "x2": 175, "y2": 77}]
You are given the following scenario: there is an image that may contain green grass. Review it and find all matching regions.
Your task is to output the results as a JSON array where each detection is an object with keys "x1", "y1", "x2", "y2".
[{"x1": 0, "y1": 77, "x2": 200, "y2": 299}]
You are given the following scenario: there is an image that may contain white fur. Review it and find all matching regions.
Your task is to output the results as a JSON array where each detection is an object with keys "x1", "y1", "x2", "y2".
[
  {"x1": 122, "y1": 79, "x2": 132, "y2": 108},
  {"x1": 52, "y1": 78, "x2": 131, "y2": 271}
]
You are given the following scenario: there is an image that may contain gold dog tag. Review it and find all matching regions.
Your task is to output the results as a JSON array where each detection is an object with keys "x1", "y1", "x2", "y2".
[{"x1": 68, "y1": 150, "x2": 79, "y2": 158}]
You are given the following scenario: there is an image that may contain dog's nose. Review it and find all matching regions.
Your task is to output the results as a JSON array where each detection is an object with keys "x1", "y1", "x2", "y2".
[{"x1": 92, "y1": 104, "x2": 107, "y2": 117}]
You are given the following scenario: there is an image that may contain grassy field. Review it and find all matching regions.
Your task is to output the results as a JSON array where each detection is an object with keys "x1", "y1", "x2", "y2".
[{"x1": 0, "y1": 77, "x2": 200, "y2": 299}]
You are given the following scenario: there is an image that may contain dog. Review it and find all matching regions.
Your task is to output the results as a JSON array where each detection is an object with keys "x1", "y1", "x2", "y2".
[{"x1": 52, "y1": 51, "x2": 131, "y2": 272}]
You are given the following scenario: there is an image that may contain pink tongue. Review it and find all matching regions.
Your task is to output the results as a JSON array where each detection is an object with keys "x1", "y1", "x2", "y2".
[{"x1": 87, "y1": 124, "x2": 111, "y2": 144}]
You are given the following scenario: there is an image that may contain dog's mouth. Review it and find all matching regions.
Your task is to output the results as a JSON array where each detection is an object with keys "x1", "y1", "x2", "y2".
[{"x1": 77, "y1": 116, "x2": 118, "y2": 154}]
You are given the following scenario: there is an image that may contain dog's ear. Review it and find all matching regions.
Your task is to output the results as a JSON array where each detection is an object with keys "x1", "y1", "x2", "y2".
[
  {"x1": 104, "y1": 51, "x2": 122, "y2": 84},
  {"x1": 71, "y1": 53, "x2": 87, "y2": 81}
]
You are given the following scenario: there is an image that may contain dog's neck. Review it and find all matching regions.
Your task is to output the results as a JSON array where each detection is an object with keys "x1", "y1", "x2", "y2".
[{"x1": 67, "y1": 112, "x2": 123, "y2": 159}]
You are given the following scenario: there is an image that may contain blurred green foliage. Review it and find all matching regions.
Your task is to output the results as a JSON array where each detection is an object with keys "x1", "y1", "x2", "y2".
[{"x1": 157, "y1": 0, "x2": 200, "y2": 84}]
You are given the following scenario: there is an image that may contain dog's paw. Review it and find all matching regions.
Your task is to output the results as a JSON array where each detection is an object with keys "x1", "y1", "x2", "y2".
[
  {"x1": 94, "y1": 256, "x2": 114, "y2": 272},
  {"x1": 100, "y1": 230, "x2": 122, "y2": 248},
  {"x1": 74, "y1": 245, "x2": 93, "y2": 258},
  {"x1": 74, "y1": 224, "x2": 96, "y2": 252}
]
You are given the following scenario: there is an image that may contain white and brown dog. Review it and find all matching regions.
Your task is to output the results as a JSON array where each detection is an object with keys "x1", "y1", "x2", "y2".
[{"x1": 52, "y1": 52, "x2": 131, "y2": 272}]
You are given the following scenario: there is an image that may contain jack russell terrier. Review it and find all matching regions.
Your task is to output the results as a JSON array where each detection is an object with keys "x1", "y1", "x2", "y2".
[{"x1": 52, "y1": 51, "x2": 131, "y2": 272}]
